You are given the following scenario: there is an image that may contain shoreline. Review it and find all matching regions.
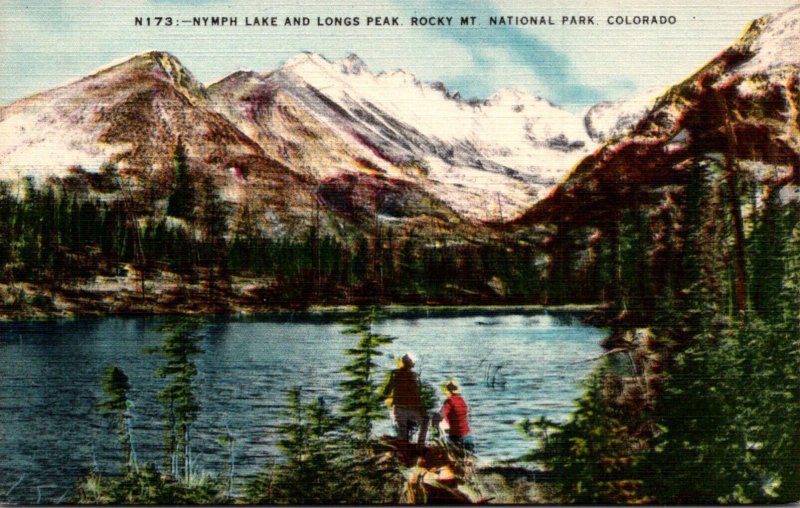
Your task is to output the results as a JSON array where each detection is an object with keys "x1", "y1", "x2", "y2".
[
  {"x1": 0, "y1": 300, "x2": 606, "y2": 323},
  {"x1": 0, "y1": 276, "x2": 609, "y2": 322}
]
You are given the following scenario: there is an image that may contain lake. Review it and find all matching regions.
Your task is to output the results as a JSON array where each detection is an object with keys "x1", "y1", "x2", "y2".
[{"x1": 0, "y1": 311, "x2": 605, "y2": 504}]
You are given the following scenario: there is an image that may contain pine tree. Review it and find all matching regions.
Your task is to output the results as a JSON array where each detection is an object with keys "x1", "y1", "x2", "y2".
[
  {"x1": 247, "y1": 387, "x2": 345, "y2": 504},
  {"x1": 96, "y1": 366, "x2": 135, "y2": 474},
  {"x1": 748, "y1": 187, "x2": 789, "y2": 320},
  {"x1": 339, "y1": 308, "x2": 395, "y2": 444},
  {"x1": 0, "y1": 182, "x2": 12, "y2": 275},
  {"x1": 147, "y1": 318, "x2": 204, "y2": 482},
  {"x1": 166, "y1": 139, "x2": 193, "y2": 220},
  {"x1": 350, "y1": 239, "x2": 369, "y2": 289},
  {"x1": 526, "y1": 367, "x2": 648, "y2": 504},
  {"x1": 777, "y1": 213, "x2": 800, "y2": 501},
  {"x1": 195, "y1": 176, "x2": 230, "y2": 302}
]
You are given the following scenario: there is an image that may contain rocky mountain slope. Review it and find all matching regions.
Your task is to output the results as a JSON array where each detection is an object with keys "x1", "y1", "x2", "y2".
[
  {"x1": 0, "y1": 51, "x2": 319, "y2": 234},
  {"x1": 208, "y1": 53, "x2": 596, "y2": 221},
  {"x1": 0, "y1": 50, "x2": 652, "y2": 232},
  {"x1": 519, "y1": 4, "x2": 800, "y2": 227}
]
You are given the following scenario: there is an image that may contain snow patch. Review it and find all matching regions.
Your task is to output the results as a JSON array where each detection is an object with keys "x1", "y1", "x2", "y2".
[
  {"x1": 0, "y1": 100, "x2": 124, "y2": 179},
  {"x1": 584, "y1": 87, "x2": 662, "y2": 143},
  {"x1": 739, "y1": 5, "x2": 800, "y2": 74}
]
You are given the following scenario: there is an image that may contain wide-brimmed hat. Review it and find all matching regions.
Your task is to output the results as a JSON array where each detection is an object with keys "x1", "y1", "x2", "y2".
[
  {"x1": 401, "y1": 352, "x2": 417, "y2": 367},
  {"x1": 443, "y1": 378, "x2": 461, "y2": 394}
]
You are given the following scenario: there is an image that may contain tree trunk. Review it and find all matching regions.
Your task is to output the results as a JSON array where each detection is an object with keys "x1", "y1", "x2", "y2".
[
  {"x1": 606, "y1": 210, "x2": 622, "y2": 309},
  {"x1": 724, "y1": 154, "x2": 748, "y2": 315}
]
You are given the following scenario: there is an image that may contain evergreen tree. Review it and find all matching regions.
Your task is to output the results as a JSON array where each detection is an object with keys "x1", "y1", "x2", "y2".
[
  {"x1": 0, "y1": 182, "x2": 12, "y2": 275},
  {"x1": 339, "y1": 308, "x2": 396, "y2": 444},
  {"x1": 96, "y1": 365, "x2": 135, "y2": 474},
  {"x1": 246, "y1": 387, "x2": 346, "y2": 504},
  {"x1": 147, "y1": 318, "x2": 204, "y2": 482},
  {"x1": 195, "y1": 176, "x2": 230, "y2": 301},
  {"x1": 748, "y1": 188, "x2": 789, "y2": 320},
  {"x1": 643, "y1": 329, "x2": 746, "y2": 503},
  {"x1": 525, "y1": 366, "x2": 648, "y2": 504},
  {"x1": 166, "y1": 139, "x2": 193, "y2": 219},
  {"x1": 349, "y1": 239, "x2": 369, "y2": 289}
]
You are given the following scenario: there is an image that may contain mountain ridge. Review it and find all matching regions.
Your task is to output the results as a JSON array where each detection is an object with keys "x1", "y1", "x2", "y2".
[
  {"x1": 0, "y1": 50, "x2": 656, "y2": 225},
  {"x1": 516, "y1": 4, "x2": 800, "y2": 226}
]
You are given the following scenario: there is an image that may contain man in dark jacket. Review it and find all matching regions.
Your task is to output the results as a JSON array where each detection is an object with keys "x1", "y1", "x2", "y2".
[{"x1": 380, "y1": 352, "x2": 427, "y2": 443}]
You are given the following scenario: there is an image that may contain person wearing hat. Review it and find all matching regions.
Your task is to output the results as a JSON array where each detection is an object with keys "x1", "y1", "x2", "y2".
[
  {"x1": 438, "y1": 378, "x2": 475, "y2": 452},
  {"x1": 380, "y1": 352, "x2": 427, "y2": 444}
]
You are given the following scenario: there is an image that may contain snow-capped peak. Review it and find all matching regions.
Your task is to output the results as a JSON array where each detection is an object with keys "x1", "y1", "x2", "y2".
[
  {"x1": 281, "y1": 52, "x2": 332, "y2": 74},
  {"x1": 486, "y1": 88, "x2": 547, "y2": 107},
  {"x1": 252, "y1": 52, "x2": 601, "y2": 219},
  {"x1": 337, "y1": 54, "x2": 368, "y2": 75},
  {"x1": 584, "y1": 87, "x2": 662, "y2": 143},
  {"x1": 739, "y1": 4, "x2": 800, "y2": 73}
]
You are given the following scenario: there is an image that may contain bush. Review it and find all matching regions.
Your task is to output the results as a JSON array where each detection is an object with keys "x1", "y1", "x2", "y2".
[{"x1": 72, "y1": 465, "x2": 227, "y2": 505}]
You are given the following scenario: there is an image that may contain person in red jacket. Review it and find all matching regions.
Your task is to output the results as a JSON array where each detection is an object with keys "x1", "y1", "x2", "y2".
[{"x1": 439, "y1": 378, "x2": 475, "y2": 452}]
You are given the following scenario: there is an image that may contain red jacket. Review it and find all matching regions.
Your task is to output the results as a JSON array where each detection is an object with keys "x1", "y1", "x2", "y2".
[{"x1": 441, "y1": 394, "x2": 470, "y2": 438}]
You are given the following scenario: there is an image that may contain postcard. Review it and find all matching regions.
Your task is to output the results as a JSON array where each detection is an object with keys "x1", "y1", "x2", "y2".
[{"x1": 1, "y1": 0, "x2": 799, "y2": 504}]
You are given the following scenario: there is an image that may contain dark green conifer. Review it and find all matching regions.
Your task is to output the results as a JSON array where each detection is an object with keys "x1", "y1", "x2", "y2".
[
  {"x1": 148, "y1": 318, "x2": 204, "y2": 482},
  {"x1": 339, "y1": 308, "x2": 395, "y2": 444},
  {"x1": 247, "y1": 387, "x2": 345, "y2": 504},
  {"x1": 166, "y1": 139, "x2": 193, "y2": 219},
  {"x1": 97, "y1": 365, "x2": 134, "y2": 474}
]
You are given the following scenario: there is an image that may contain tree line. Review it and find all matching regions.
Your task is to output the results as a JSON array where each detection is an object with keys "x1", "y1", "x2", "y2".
[{"x1": 0, "y1": 142, "x2": 593, "y2": 308}]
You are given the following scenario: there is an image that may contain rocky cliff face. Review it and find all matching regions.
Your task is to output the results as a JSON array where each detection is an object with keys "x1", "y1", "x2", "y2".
[{"x1": 519, "y1": 5, "x2": 800, "y2": 227}]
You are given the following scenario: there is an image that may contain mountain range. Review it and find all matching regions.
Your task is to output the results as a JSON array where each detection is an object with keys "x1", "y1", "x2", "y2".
[
  {"x1": 2, "y1": 4, "x2": 798, "y2": 239},
  {"x1": 0, "y1": 48, "x2": 652, "y2": 234},
  {"x1": 0, "y1": 4, "x2": 798, "y2": 316}
]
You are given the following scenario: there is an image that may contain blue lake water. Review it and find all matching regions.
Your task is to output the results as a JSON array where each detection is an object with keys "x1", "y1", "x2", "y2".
[{"x1": 0, "y1": 312, "x2": 605, "y2": 504}]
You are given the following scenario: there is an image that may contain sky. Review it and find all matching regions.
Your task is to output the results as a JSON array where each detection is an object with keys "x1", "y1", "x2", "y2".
[{"x1": 1, "y1": 0, "x2": 798, "y2": 110}]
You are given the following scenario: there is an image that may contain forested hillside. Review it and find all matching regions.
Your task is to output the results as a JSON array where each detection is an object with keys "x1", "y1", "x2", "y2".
[
  {"x1": 0, "y1": 154, "x2": 561, "y2": 317},
  {"x1": 516, "y1": 6, "x2": 800, "y2": 503}
]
